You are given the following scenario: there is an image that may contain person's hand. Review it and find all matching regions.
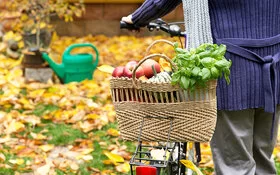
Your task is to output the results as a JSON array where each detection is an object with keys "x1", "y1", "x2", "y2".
[
  {"x1": 121, "y1": 15, "x2": 133, "y2": 24},
  {"x1": 121, "y1": 14, "x2": 140, "y2": 32}
]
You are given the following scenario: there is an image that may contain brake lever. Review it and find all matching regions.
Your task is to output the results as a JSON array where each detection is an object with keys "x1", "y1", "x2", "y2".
[
  {"x1": 147, "y1": 22, "x2": 158, "y2": 31},
  {"x1": 153, "y1": 18, "x2": 167, "y2": 25}
]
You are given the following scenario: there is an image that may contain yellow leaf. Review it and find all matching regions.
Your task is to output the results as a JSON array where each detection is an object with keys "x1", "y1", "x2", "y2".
[
  {"x1": 18, "y1": 98, "x2": 32, "y2": 109},
  {"x1": 31, "y1": 29, "x2": 36, "y2": 34},
  {"x1": 36, "y1": 163, "x2": 51, "y2": 175},
  {"x1": 47, "y1": 86, "x2": 60, "y2": 93},
  {"x1": 39, "y1": 144, "x2": 54, "y2": 152},
  {"x1": 30, "y1": 132, "x2": 47, "y2": 140},
  {"x1": 78, "y1": 121, "x2": 95, "y2": 133},
  {"x1": 103, "y1": 151, "x2": 124, "y2": 165},
  {"x1": 107, "y1": 128, "x2": 119, "y2": 137},
  {"x1": 159, "y1": 57, "x2": 172, "y2": 72},
  {"x1": 51, "y1": 31, "x2": 59, "y2": 42},
  {"x1": 97, "y1": 65, "x2": 115, "y2": 74},
  {"x1": 40, "y1": 22, "x2": 46, "y2": 29},
  {"x1": 3, "y1": 31, "x2": 22, "y2": 42},
  {"x1": 82, "y1": 155, "x2": 93, "y2": 161},
  {"x1": 70, "y1": 162, "x2": 79, "y2": 171},
  {"x1": 0, "y1": 153, "x2": 6, "y2": 161},
  {"x1": 18, "y1": 41, "x2": 24, "y2": 49},
  {"x1": 7, "y1": 121, "x2": 25, "y2": 134},
  {"x1": 42, "y1": 114, "x2": 52, "y2": 120},
  {"x1": 20, "y1": 14, "x2": 28, "y2": 21},
  {"x1": 81, "y1": 148, "x2": 94, "y2": 155},
  {"x1": 188, "y1": 142, "x2": 193, "y2": 149},
  {"x1": 93, "y1": 69, "x2": 110, "y2": 82},
  {"x1": 9, "y1": 158, "x2": 24, "y2": 165},
  {"x1": 103, "y1": 159, "x2": 113, "y2": 165},
  {"x1": 29, "y1": 89, "x2": 45, "y2": 98},
  {"x1": 0, "y1": 43, "x2": 7, "y2": 52},
  {"x1": 101, "y1": 170, "x2": 113, "y2": 174},
  {"x1": 86, "y1": 114, "x2": 100, "y2": 120},
  {"x1": 0, "y1": 137, "x2": 10, "y2": 144},
  {"x1": 15, "y1": 145, "x2": 26, "y2": 151},
  {"x1": 115, "y1": 162, "x2": 130, "y2": 173},
  {"x1": 180, "y1": 159, "x2": 203, "y2": 175}
]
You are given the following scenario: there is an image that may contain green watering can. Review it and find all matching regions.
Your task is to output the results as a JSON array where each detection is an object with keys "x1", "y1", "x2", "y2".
[{"x1": 42, "y1": 43, "x2": 99, "y2": 84}]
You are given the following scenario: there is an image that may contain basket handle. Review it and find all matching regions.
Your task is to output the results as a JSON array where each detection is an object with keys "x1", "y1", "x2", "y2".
[
  {"x1": 145, "y1": 39, "x2": 175, "y2": 56},
  {"x1": 132, "y1": 53, "x2": 177, "y2": 88}
]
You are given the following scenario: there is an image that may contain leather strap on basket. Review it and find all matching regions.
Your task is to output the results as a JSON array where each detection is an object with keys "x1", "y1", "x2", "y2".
[
  {"x1": 132, "y1": 53, "x2": 177, "y2": 88},
  {"x1": 145, "y1": 39, "x2": 175, "y2": 57}
]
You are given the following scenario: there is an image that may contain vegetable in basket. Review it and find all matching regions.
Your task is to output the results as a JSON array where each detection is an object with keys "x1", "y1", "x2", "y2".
[
  {"x1": 171, "y1": 43, "x2": 232, "y2": 90},
  {"x1": 147, "y1": 65, "x2": 172, "y2": 83}
]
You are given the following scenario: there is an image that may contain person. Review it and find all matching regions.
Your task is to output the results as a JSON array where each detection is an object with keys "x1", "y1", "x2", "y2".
[{"x1": 121, "y1": 0, "x2": 280, "y2": 174}]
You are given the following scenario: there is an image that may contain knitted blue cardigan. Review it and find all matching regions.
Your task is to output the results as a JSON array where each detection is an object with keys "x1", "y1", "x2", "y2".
[{"x1": 132, "y1": 0, "x2": 280, "y2": 112}]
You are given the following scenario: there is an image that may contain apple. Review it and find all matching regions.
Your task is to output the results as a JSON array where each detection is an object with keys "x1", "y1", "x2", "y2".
[
  {"x1": 126, "y1": 60, "x2": 138, "y2": 66},
  {"x1": 123, "y1": 61, "x2": 144, "y2": 78},
  {"x1": 141, "y1": 59, "x2": 161, "y2": 78},
  {"x1": 112, "y1": 66, "x2": 124, "y2": 77},
  {"x1": 134, "y1": 66, "x2": 145, "y2": 78}
]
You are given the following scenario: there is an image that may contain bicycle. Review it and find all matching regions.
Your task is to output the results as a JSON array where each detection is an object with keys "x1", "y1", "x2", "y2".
[{"x1": 120, "y1": 19, "x2": 202, "y2": 175}]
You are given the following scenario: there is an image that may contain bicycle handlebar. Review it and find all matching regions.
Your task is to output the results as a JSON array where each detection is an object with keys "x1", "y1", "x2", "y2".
[
  {"x1": 120, "y1": 18, "x2": 185, "y2": 37},
  {"x1": 120, "y1": 21, "x2": 140, "y2": 31}
]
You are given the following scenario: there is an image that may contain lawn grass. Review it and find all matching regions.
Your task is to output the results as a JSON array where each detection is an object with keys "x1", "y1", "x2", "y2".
[
  {"x1": 0, "y1": 151, "x2": 33, "y2": 175},
  {"x1": 29, "y1": 104, "x2": 88, "y2": 146},
  {"x1": 2, "y1": 101, "x2": 280, "y2": 175},
  {"x1": 0, "y1": 168, "x2": 14, "y2": 175},
  {"x1": 46, "y1": 123, "x2": 88, "y2": 145},
  {"x1": 77, "y1": 122, "x2": 134, "y2": 175},
  {"x1": 32, "y1": 104, "x2": 60, "y2": 117},
  {"x1": 276, "y1": 161, "x2": 280, "y2": 174},
  {"x1": 47, "y1": 121, "x2": 134, "y2": 175}
]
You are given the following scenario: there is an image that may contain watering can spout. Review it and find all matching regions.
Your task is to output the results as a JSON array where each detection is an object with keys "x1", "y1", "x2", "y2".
[{"x1": 42, "y1": 52, "x2": 64, "y2": 79}]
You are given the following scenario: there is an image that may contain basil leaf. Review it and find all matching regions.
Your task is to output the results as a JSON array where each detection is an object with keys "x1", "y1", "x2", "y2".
[
  {"x1": 211, "y1": 50, "x2": 219, "y2": 58},
  {"x1": 191, "y1": 67, "x2": 201, "y2": 77},
  {"x1": 190, "y1": 78, "x2": 196, "y2": 87},
  {"x1": 198, "y1": 71, "x2": 203, "y2": 78},
  {"x1": 223, "y1": 68, "x2": 231, "y2": 84},
  {"x1": 210, "y1": 67, "x2": 219, "y2": 79},
  {"x1": 217, "y1": 44, "x2": 227, "y2": 56},
  {"x1": 180, "y1": 76, "x2": 190, "y2": 89},
  {"x1": 171, "y1": 72, "x2": 181, "y2": 85},
  {"x1": 184, "y1": 68, "x2": 192, "y2": 77},
  {"x1": 215, "y1": 59, "x2": 231, "y2": 68},
  {"x1": 196, "y1": 43, "x2": 212, "y2": 53},
  {"x1": 200, "y1": 57, "x2": 216, "y2": 68},
  {"x1": 198, "y1": 51, "x2": 212, "y2": 59},
  {"x1": 201, "y1": 68, "x2": 211, "y2": 80},
  {"x1": 174, "y1": 42, "x2": 179, "y2": 49},
  {"x1": 175, "y1": 47, "x2": 187, "y2": 54},
  {"x1": 215, "y1": 55, "x2": 224, "y2": 60}
]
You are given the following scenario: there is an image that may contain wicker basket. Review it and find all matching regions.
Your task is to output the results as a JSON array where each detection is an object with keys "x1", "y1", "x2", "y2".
[{"x1": 110, "y1": 45, "x2": 217, "y2": 142}]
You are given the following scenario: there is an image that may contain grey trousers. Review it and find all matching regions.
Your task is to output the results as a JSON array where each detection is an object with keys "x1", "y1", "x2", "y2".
[{"x1": 210, "y1": 106, "x2": 280, "y2": 175}]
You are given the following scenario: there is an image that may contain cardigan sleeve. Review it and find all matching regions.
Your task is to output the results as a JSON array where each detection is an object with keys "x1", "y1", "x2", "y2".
[{"x1": 131, "y1": 0, "x2": 182, "y2": 27}]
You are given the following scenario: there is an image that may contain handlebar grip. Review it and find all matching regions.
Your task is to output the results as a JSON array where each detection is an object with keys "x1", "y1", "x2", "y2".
[{"x1": 120, "y1": 21, "x2": 140, "y2": 30}]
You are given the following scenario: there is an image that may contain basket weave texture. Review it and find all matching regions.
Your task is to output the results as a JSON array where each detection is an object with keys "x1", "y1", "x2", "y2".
[
  {"x1": 110, "y1": 77, "x2": 217, "y2": 142},
  {"x1": 110, "y1": 43, "x2": 217, "y2": 142}
]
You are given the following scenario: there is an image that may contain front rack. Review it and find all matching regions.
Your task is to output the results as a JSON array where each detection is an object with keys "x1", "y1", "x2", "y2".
[{"x1": 129, "y1": 115, "x2": 186, "y2": 175}]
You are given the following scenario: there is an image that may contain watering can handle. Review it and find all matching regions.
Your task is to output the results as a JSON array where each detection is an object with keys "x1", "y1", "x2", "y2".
[{"x1": 63, "y1": 43, "x2": 99, "y2": 62}]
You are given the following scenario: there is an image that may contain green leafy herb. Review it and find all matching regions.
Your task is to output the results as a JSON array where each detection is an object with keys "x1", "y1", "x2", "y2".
[{"x1": 171, "y1": 43, "x2": 232, "y2": 90}]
